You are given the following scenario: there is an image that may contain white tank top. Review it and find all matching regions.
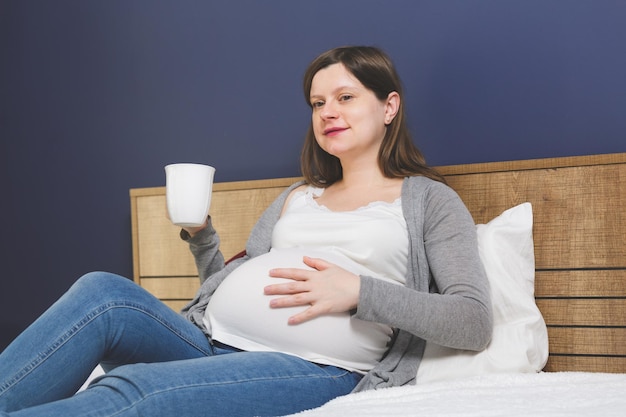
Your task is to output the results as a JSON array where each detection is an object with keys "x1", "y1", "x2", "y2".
[{"x1": 204, "y1": 186, "x2": 408, "y2": 373}]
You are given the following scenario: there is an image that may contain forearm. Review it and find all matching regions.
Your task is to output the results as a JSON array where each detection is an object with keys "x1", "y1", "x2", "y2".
[
  {"x1": 181, "y1": 216, "x2": 226, "y2": 283},
  {"x1": 356, "y1": 276, "x2": 492, "y2": 351}
]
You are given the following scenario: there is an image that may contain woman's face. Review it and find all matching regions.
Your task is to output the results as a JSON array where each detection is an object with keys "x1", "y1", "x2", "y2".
[{"x1": 309, "y1": 63, "x2": 398, "y2": 162}]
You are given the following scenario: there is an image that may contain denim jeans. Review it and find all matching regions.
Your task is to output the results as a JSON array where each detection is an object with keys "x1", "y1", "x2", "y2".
[{"x1": 0, "y1": 272, "x2": 361, "y2": 416}]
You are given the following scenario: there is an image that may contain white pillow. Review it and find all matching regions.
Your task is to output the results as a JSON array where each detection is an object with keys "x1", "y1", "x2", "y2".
[{"x1": 416, "y1": 202, "x2": 549, "y2": 384}]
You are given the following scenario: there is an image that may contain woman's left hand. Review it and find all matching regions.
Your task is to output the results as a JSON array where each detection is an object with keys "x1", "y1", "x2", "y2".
[{"x1": 264, "y1": 256, "x2": 360, "y2": 325}]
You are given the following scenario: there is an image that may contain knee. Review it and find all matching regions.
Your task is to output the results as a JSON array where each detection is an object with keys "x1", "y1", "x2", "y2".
[
  {"x1": 70, "y1": 272, "x2": 137, "y2": 302},
  {"x1": 77, "y1": 271, "x2": 125, "y2": 286}
]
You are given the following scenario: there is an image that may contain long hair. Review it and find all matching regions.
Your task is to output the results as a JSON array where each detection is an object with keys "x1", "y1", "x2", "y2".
[{"x1": 300, "y1": 46, "x2": 446, "y2": 186}]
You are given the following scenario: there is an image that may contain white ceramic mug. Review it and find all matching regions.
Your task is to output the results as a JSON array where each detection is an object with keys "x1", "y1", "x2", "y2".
[{"x1": 165, "y1": 163, "x2": 216, "y2": 227}]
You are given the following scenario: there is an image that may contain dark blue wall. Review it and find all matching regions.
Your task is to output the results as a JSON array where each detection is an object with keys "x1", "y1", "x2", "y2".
[{"x1": 1, "y1": 0, "x2": 625, "y2": 349}]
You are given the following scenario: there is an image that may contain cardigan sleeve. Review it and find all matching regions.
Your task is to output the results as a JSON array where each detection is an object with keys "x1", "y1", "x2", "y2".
[{"x1": 181, "y1": 216, "x2": 226, "y2": 284}]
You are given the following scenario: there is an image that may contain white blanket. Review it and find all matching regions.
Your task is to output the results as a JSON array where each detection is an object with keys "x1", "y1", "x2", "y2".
[{"x1": 288, "y1": 372, "x2": 626, "y2": 417}]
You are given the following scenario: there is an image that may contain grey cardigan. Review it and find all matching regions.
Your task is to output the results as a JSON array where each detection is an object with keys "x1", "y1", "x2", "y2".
[{"x1": 181, "y1": 175, "x2": 492, "y2": 392}]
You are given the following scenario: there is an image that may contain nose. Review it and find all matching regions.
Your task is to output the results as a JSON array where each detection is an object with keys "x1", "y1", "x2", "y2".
[{"x1": 319, "y1": 101, "x2": 338, "y2": 120}]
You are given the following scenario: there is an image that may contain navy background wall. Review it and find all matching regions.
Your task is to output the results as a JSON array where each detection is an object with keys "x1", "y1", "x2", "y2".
[{"x1": 1, "y1": 0, "x2": 624, "y2": 350}]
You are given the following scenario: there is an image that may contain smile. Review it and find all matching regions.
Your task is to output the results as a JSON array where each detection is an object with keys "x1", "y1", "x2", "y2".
[{"x1": 323, "y1": 127, "x2": 348, "y2": 136}]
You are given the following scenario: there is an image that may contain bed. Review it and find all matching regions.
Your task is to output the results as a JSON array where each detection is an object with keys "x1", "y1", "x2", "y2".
[{"x1": 129, "y1": 152, "x2": 626, "y2": 416}]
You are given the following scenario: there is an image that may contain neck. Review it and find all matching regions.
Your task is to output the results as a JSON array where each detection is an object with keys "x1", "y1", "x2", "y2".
[{"x1": 336, "y1": 158, "x2": 389, "y2": 189}]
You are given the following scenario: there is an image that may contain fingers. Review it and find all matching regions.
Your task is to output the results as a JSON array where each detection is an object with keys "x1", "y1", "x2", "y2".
[
  {"x1": 265, "y1": 285, "x2": 319, "y2": 325},
  {"x1": 265, "y1": 264, "x2": 313, "y2": 297},
  {"x1": 268, "y1": 291, "x2": 311, "y2": 308},
  {"x1": 264, "y1": 280, "x2": 308, "y2": 296},
  {"x1": 264, "y1": 256, "x2": 333, "y2": 297},
  {"x1": 269, "y1": 297, "x2": 329, "y2": 326},
  {"x1": 268, "y1": 256, "x2": 330, "y2": 279},
  {"x1": 264, "y1": 260, "x2": 315, "y2": 307},
  {"x1": 286, "y1": 305, "x2": 326, "y2": 325},
  {"x1": 268, "y1": 267, "x2": 311, "y2": 281},
  {"x1": 301, "y1": 256, "x2": 331, "y2": 270}
]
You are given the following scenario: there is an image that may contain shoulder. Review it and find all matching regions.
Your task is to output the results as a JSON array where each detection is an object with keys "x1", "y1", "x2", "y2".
[
  {"x1": 277, "y1": 180, "x2": 309, "y2": 216},
  {"x1": 402, "y1": 176, "x2": 470, "y2": 221},
  {"x1": 402, "y1": 176, "x2": 458, "y2": 201},
  {"x1": 246, "y1": 180, "x2": 308, "y2": 256}
]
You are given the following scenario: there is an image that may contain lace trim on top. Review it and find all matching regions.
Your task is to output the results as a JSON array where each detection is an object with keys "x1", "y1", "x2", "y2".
[{"x1": 296, "y1": 186, "x2": 401, "y2": 212}]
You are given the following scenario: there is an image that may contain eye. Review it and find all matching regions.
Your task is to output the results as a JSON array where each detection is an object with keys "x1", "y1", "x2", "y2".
[
  {"x1": 311, "y1": 100, "x2": 325, "y2": 109},
  {"x1": 339, "y1": 94, "x2": 353, "y2": 102}
]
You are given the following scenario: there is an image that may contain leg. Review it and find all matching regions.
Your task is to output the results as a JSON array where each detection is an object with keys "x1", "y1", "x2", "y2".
[
  {"x1": 3, "y1": 351, "x2": 362, "y2": 417},
  {"x1": 0, "y1": 272, "x2": 211, "y2": 412}
]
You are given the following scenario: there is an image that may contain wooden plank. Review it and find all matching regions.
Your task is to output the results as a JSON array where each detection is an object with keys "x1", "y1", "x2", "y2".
[
  {"x1": 212, "y1": 177, "x2": 302, "y2": 192},
  {"x1": 547, "y1": 327, "x2": 626, "y2": 355},
  {"x1": 130, "y1": 191, "x2": 141, "y2": 283},
  {"x1": 130, "y1": 186, "x2": 166, "y2": 198},
  {"x1": 140, "y1": 277, "x2": 200, "y2": 299},
  {"x1": 436, "y1": 153, "x2": 626, "y2": 176},
  {"x1": 535, "y1": 270, "x2": 626, "y2": 297},
  {"x1": 536, "y1": 299, "x2": 626, "y2": 326},
  {"x1": 162, "y1": 300, "x2": 192, "y2": 312},
  {"x1": 544, "y1": 355, "x2": 626, "y2": 373},
  {"x1": 446, "y1": 163, "x2": 626, "y2": 269}
]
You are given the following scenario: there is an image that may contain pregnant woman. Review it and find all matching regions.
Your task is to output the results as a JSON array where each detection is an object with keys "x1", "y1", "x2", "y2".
[{"x1": 0, "y1": 46, "x2": 492, "y2": 417}]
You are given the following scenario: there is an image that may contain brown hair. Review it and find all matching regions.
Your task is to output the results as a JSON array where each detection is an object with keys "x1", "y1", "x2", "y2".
[{"x1": 300, "y1": 46, "x2": 446, "y2": 186}]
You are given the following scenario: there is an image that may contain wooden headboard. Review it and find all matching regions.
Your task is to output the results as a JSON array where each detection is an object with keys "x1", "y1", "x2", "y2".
[{"x1": 130, "y1": 153, "x2": 626, "y2": 374}]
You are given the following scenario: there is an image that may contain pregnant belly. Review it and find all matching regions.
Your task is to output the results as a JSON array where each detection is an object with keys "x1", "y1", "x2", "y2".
[{"x1": 205, "y1": 247, "x2": 393, "y2": 372}]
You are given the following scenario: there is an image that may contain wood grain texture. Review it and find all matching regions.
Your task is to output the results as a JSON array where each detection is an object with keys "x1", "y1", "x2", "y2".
[
  {"x1": 544, "y1": 356, "x2": 626, "y2": 373},
  {"x1": 546, "y1": 327, "x2": 626, "y2": 356},
  {"x1": 535, "y1": 270, "x2": 626, "y2": 297},
  {"x1": 535, "y1": 299, "x2": 626, "y2": 326},
  {"x1": 445, "y1": 162, "x2": 626, "y2": 269}
]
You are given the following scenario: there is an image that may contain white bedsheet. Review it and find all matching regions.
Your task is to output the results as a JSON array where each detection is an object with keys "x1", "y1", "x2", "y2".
[{"x1": 288, "y1": 372, "x2": 626, "y2": 417}]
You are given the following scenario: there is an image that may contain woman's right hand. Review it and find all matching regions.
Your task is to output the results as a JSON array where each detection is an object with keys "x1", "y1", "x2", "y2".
[{"x1": 182, "y1": 217, "x2": 209, "y2": 237}]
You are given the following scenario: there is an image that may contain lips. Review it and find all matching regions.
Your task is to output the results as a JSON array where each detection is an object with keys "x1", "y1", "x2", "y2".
[{"x1": 323, "y1": 126, "x2": 348, "y2": 136}]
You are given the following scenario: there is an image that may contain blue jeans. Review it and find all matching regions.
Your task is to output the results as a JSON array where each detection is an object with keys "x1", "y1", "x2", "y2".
[{"x1": 0, "y1": 272, "x2": 361, "y2": 416}]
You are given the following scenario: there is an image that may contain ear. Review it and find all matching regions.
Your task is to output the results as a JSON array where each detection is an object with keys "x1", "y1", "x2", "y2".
[{"x1": 383, "y1": 91, "x2": 400, "y2": 125}]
